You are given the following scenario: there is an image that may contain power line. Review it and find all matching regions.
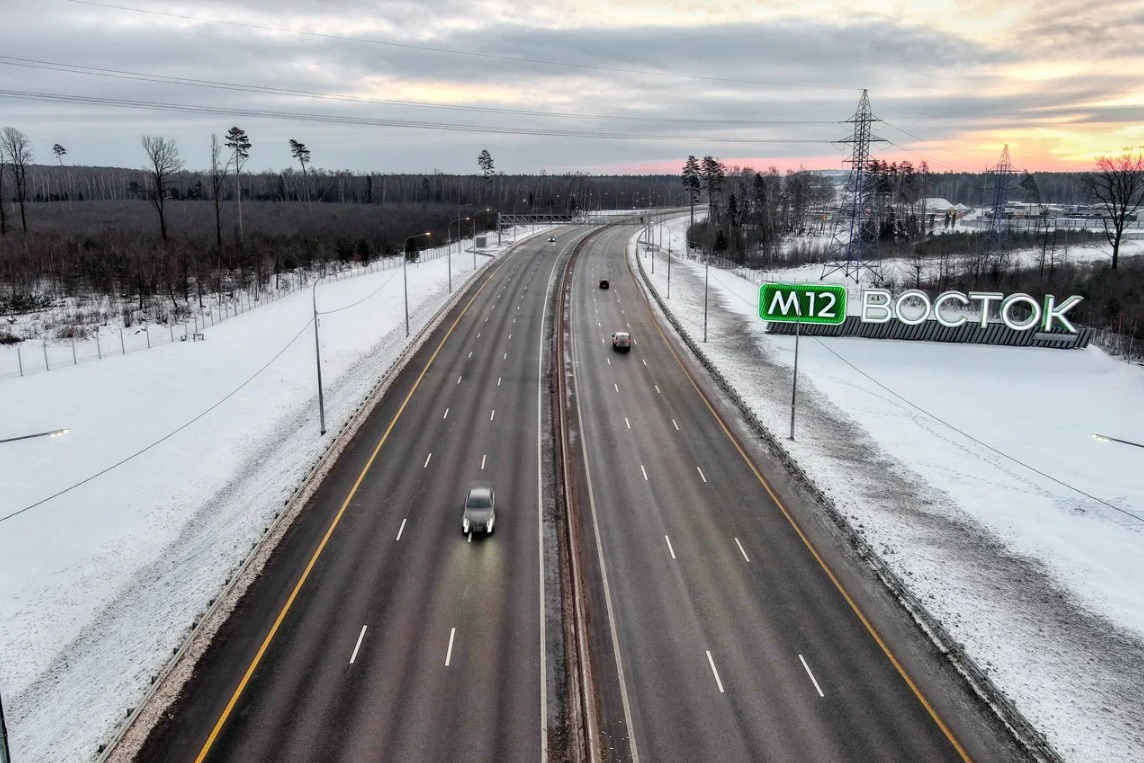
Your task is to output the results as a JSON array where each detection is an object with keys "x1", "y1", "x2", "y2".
[
  {"x1": 0, "y1": 89, "x2": 841, "y2": 144},
  {"x1": 0, "y1": 319, "x2": 315, "y2": 525},
  {"x1": 66, "y1": 0, "x2": 859, "y2": 92},
  {"x1": 0, "y1": 56, "x2": 842, "y2": 127},
  {"x1": 812, "y1": 337, "x2": 1144, "y2": 526},
  {"x1": 880, "y1": 119, "x2": 986, "y2": 171}
]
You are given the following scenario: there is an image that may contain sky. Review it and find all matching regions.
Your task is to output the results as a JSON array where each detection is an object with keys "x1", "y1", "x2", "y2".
[{"x1": 2, "y1": 0, "x2": 1143, "y2": 176}]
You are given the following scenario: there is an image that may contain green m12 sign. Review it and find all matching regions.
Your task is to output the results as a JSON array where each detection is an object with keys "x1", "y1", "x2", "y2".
[{"x1": 758, "y1": 283, "x2": 848, "y2": 325}]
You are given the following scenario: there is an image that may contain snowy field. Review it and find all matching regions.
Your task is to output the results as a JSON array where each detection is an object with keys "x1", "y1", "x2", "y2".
[
  {"x1": 0, "y1": 227, "x2": 548, "y2": 762},
  {"x1": 636, "y1": 219, "x2": 1144, "y2": 761}
]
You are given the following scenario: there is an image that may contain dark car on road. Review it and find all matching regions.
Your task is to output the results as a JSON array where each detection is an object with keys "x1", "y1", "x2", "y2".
[
  {"x1": 548, "y1": 236, "x2": 557, "y2": 242},
  {"x1": 612, "y1": 331, "x2": 631, "y2": 352},
  {"x1": 599, "y1": 279, "x2": 610, "y2": 289},
  {"x1": 462, "y1": 486, "x2": 496, "y2": 535}
]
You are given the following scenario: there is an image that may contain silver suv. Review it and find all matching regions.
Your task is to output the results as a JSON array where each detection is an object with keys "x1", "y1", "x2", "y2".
[{"x1": 462, "y1": 487, "x2": 496, "y2": 535}]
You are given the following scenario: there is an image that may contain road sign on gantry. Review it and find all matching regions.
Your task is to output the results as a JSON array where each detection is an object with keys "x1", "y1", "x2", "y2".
[{"x1": 759, "y1": 283, "x2": 848, "y2": 325}]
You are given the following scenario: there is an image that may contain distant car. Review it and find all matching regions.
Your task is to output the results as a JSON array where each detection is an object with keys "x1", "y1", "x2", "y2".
[
  {"x1": 462, "y1": 486, "x2": 496, "y2": 535},
  {"x1": 547, "y1": 236, "x2": 557, "y2": 243},
  {"x1": 611, "y1": 331, "x2": 631, "y2": 352},
  {"x1": 599, "y1": 279, "x2": 610, "y2": 289}
]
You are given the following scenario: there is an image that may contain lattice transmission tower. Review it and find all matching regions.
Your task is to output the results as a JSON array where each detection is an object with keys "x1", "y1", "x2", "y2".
[
  {"x1": 821, "y1": 89, "x2": 888, "y2": 283},
  {"x1": 981, "y1": 144, "x2": 1014, "y2": 268}
]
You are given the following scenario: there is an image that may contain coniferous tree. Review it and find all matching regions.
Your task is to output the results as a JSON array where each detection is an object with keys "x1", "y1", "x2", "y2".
[
  {"x1": 289, "y1": 139, "x2": 313, "y2": 216},
  {"x1": 478, "y1": 149, "x2": 495, "y2": 182},
  {"x1": 225, "y1": 126, "x2": 252, "y2": 245},
  {"x1": 681, "y1": 155, "x2": 701, "y2": 231}
]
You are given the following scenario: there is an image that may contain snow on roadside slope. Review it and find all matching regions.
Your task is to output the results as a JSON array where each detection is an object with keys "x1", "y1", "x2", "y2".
[
  {"x1": 635, "y1": 219, "x2": 1144, "y2": 761},
  {"x1": 0, "y1": 230, "x2": 546, "y2": 762}
]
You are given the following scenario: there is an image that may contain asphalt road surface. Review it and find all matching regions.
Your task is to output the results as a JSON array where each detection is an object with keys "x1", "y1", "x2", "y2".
[
  {"x1": 563, "y1": 226, "x2": 1026, "y2": 762},
  {"x1": 137, "y1": 228, "x2": 586, "y2": 762}
]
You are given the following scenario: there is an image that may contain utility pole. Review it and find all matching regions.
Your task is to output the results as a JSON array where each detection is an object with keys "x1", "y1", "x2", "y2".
[
  {"x1": 703, "y1": 250, "x2": 709, "y2": 342},
  {"x1": 312, "y1": 276, "x2": 327, "y2": 436}
]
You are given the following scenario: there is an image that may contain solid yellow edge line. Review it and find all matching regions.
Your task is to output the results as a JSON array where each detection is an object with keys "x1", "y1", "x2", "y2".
[
  {"x1": 628, "y1": 248, "x2": 972, "y2": 763},
  {"x1": 194, "y1": 253, "x2": 514, "y2": 763}
]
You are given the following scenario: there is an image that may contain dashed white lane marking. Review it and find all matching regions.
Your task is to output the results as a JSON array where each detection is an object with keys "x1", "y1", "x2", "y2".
[
  {"x1": 509, "y1": 334, "x2": 512, "y2": 340},
  {"x1": 607, "y1": 358, "x2": 611, "y2": 365},
  {"x1": 396, "y1": 518, "x2": 407, "y2": 541},
  {"x1": 706, "y1": 651, "x2": 725, "y2": 693},
  {"x1": 468, "y1": 351, "x2": 473, "y2": 359},
  {"x1": 481, "y1": 454, "x2": 487, "y2": 470},
  {"x1": 485, "y1": 317, "x2": 488, "y2": 322},
  {"x1": 625, "y1": 417, "x2": 631, "y2": 429},
  {"x1": 443, "y1": 408, "x2": 450, "y2": 420},
  {"x1": 602, "y1": 338, "x2": 605, "y2": 344},
  {"x1": 457, "y1": 375, "x2": 463, "y2": 384},
  {"x1": 503, "y1": 352, "x2": 508, "y2": 360},
  {"x1": 665, "y1": 535, "x2": 676, "y2": 560},
  {"x1": 642, "y1": 358, "x2": 647, "y2": 366},
  {"x1": 513, "y1": 318, "x2": 517, "y2": 323},
  {"x1": 640, "y1": 464, "x2": 648, "y2": 481},
  {"x1": 800, "y1": 655, "x2": 825, "y2": 698},
  {"x1": 598, "y1": 322, "x2": 601, "y2": 327},
  {"x1": 614, "y1": 383, "x2": 619, "y2": 393},
  {"x1": 477, "y1": 332, "x2": 481, "y2": 338},
  {"x1": 490, "y1": 409, "x2": 496, "y2": 421},
  {"x1": 349, "y1": 626, "x2": 367, "y2": 665},
  {"x1": 446, "y1": 628, "x2": 457, "y2": 666},
  {"x1": 672, "y1": 419, "x2": 679, "y2": 430},
  {"x1": 655, "y1": 385, "x2": 662, "y2": 394},
  {"x1": 497, "y1": 377, "x2": 502, "y2": 386},
  {"x1": 697, "y1": 466, "x2": 707, "y2": 483},
  {"x1": 424, "y1": 453, "x2": 432, "y2": 468},
  {"x1": 735, "y1": 538, "x2": 750, "y2": 562}
]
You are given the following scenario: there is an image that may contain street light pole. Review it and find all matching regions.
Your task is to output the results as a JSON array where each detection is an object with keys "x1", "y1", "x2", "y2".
[
  {"x1": 403, "y1": 232, "x2": 431, "y2": 337},
  {"x1": 473, "y1": 208, "x2": 491, "y2": 269},
  {"x1": 454, "y1": 203, "x2": 472, "y2": 292},
  {"x1": 790, "y1": 319, "x2": 801, "y2": 440},
  {"x1": 312, "y1": 274, "x2": 328, "y2": 435},
  {"x1": 703, "y1": 252, "x2": 709, "y2": 342}
]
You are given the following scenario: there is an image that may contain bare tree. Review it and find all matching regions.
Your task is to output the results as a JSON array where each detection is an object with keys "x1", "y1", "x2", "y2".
[
  {"x1": 1080, "y1": 150, "x2": 1144, "y2": 270},
  {"x1": 225, "y1": 126, "x2": 251, "y2": 246},
  {"x1": 141, "y1": 134, "x2": 184, "y2": 241},
  {"x1": 1, "y1": 127, "x2": 33, "y2": 232},
  {"x1": 209, "y1": 133, "x2": 230, "y2": 259},
  {"x1": 289, "y1": 138, "x2": 312, "y2": 217}
]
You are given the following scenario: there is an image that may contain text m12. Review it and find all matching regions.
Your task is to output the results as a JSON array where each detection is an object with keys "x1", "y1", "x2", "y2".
[{"x1": 759, "y1": 283, "x2": 847, "y2": 326}]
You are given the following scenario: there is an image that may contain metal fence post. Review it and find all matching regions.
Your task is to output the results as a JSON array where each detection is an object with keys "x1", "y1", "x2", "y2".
[
  {"x1": 170, "y1": 323, "x2": 174, "y2": 343},
  {"x1": 120, "y1": 328, "x2": 125, "y2": 355},
  {"x1": 145, "y1": 326, "x2": 151, "y2": 348},
  {"x1": 72, "y1": 338, "x2": 77, "y2": 365},
  {"x1": 43, "y1": 341, "x2": 50, "y2": 371},
  {"x1": 16, "y1": 347, "x2": 23, "y2": 377},
  {"x1": 96, "y1": 332, "x2": 102, "y2": 359}
]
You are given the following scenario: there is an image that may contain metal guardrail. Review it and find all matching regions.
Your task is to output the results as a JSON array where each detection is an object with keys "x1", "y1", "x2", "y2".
[
  {"x1": 766, "y1": 315, "x2": 1093, "y2": 349},
  {"x1": 96, "y1": 231, "x2": 552, "y2": 763},
  {"x1": 631, "y1": 242, "x2": 1061, "y2": 762}
]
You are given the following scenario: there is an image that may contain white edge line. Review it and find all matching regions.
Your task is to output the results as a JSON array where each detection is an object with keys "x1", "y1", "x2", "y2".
[
  {"x1": 445, "y1": 627, "x2": 456, "y2": 666},
  {"x1": 349, "y1": 625, "x2": 367, "y2": 665},
  {"x1": 799, "y1": 654, "x2": 825, "y2": 698},
  {"x1": 734, "y1": 537, "x2": 750, "y2": 562},
  {"x1": 706, "y1": 650, "x2": 725, "y2": 693}
]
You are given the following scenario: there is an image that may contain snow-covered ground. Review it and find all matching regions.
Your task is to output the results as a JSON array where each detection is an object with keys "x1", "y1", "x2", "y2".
[
  {"x1": 636, "y1": 219, "x2": 1144, "y2": 761},
  {"x1": 0, "y1": 227, "x2": 548, "y2": 762}
]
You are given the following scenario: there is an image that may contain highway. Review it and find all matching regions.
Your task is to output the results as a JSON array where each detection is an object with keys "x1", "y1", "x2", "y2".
[
  {"x1": 137, "y1": 228, "x2": 587, "y2": 762},
  {"x1": 562, "y1": 226, "x2": 1026, "y2": 762}
]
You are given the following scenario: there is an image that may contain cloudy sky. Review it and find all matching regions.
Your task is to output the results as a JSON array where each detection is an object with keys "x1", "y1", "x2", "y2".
[{"x1": 3, "y1": 0, "x2": 1143, "y2": 175}]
